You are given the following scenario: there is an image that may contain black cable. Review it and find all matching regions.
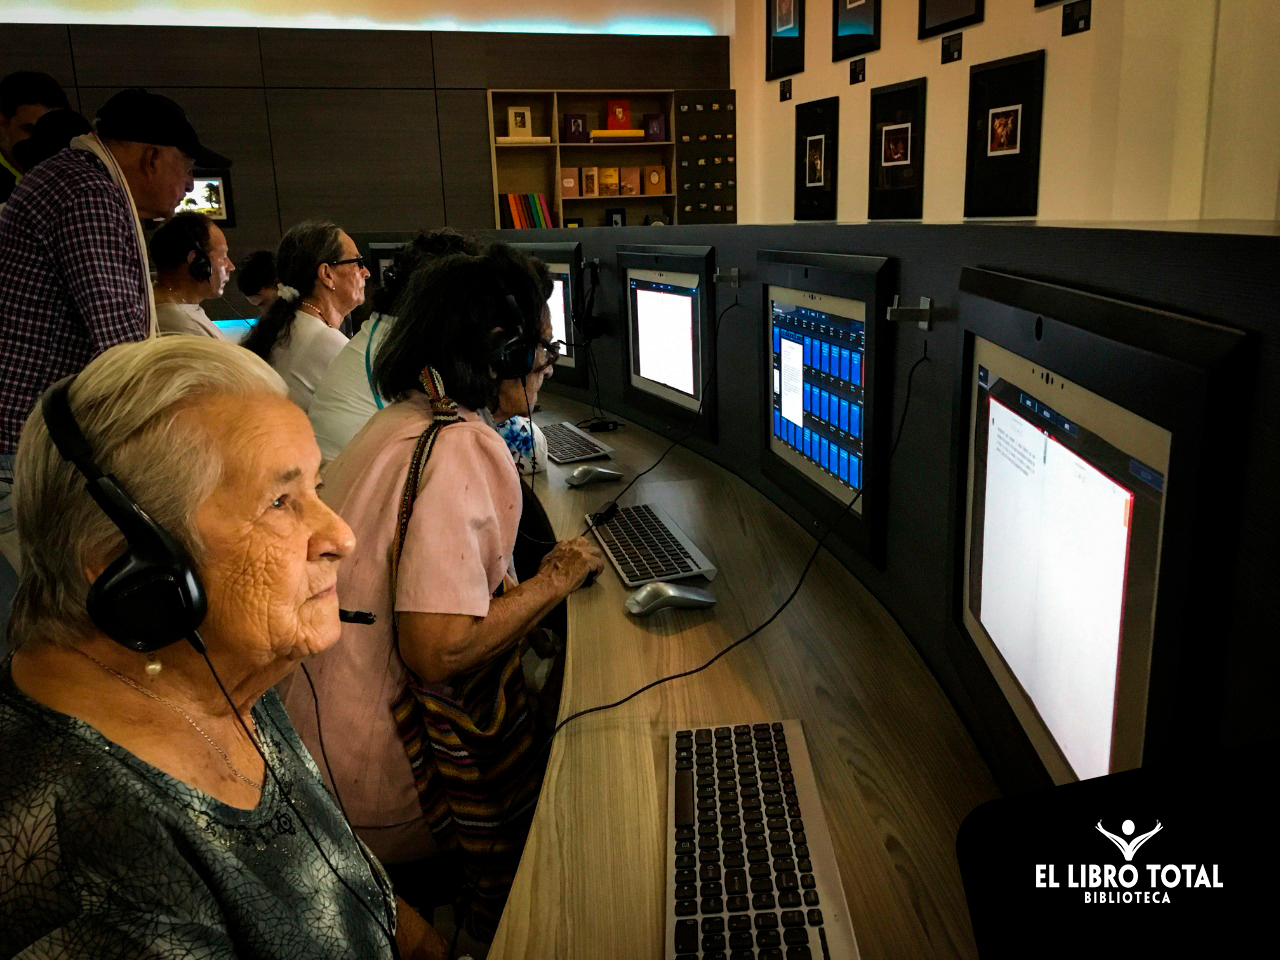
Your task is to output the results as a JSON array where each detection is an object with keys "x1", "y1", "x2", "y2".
[{"x1": 198, "y1": 638, "x2": 400, "y2": 959}]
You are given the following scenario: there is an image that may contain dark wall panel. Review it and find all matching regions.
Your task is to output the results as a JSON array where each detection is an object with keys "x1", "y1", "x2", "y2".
[
  {"x1": 436, "y1": 88, "x2": 496, "y2": 229},
  {"x1": 433, "y1": 33, "x2": 729, "y2": 89},
  {"x1": 78, "y1": 87, "x2": 281, "y2": 261},
  {"x1": 259, "y1": 30, "x2": 435, "y2": 89},
  {"x1": 266, "y1": 89, "x2": 444, "y2": 233},
  {"x1": 0, "y1": 25, "x2": 76, "y2": 95},
  {"x1": 68, "y1": 26, "x2": 263, "y2": 88}
]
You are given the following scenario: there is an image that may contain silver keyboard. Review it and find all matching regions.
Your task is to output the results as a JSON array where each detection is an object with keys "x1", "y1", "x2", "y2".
[
  {"x1": 666, "y1": 720, "x2": 859, "y2": 960},
  {"x1": 544, "y1": 420, "x2": 614, "y2": 464},
  {"x1": 588, "y1": 503, "x2": 717, "y2": 588}
]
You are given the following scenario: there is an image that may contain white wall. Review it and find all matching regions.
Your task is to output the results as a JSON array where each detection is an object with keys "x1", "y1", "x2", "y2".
[{"x1": 731, "y1": 0, "x2": 1279, "y2": 223}]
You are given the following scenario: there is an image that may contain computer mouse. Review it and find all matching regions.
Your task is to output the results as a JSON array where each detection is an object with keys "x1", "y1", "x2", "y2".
[
  {"x1": 566, "y1": 464, "x2": 624, "y2": 487},
  {"x1": 625, "y1": 581, "x2": 716, "y2": 616}
]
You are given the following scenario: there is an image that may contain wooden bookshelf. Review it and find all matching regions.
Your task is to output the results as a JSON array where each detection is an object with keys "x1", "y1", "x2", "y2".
[{"x1": 489, "y1": 89, "x2": 734, "y2": 229}]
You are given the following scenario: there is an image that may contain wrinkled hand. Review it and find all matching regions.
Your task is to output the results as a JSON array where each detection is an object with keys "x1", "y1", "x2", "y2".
[
  {"x1": 538, "y1": 536, "x2": 605, "y2": 592},
  {"x1": 395, "y1": 898, "x2": 449, "y2": 960}
]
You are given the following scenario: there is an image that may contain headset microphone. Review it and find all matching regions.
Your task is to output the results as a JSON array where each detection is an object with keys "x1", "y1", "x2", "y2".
[{"x1": 338, "y1": 609, "x2": 376, "y2": 625}]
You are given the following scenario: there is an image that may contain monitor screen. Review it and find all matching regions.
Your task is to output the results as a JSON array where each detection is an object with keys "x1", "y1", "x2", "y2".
[
  {"x1": 963, "y1": 336, "x2": 1171, "y2": 783},
  {"x1": 627, "y1": 268, "x2": 701, "y2": 411},
  {"x1": 213, "y1": 318, "x2": 255, "y2": 344},
  {"x1": 767, "y1": 285, "x2": 867, "y2": 514},
  {"x1": 176, "y1": 176, "x2": 228, "y2": 221},
  {"x1": 545, "y1": 262, "x2": 575, "y2": 369}
]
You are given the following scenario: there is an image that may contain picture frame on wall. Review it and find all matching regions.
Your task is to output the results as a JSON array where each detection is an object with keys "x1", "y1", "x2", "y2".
[
  {"x1": 794, "y1": 96, "x2": 839, "y2": 220},
  {"x1": 178, "y1": 170, "x2": 235, "y2": 228},
  {"x1": 964, "y1": 51, "x2": 1045, "y2": 217},
  {"x1": 918, "y1": 0, "x2": 984, "y2": 40},
  {"x1": 766, "y1": 0, "x2": 806, "y2": 82},
  {"x1": 833, "y1": 0, "x2": 881, "y2": 62},
  {"x1": 868, "y1": 77, "x2": 926, "y2": 220},
  {"x1": 605, "y1": 207, "x2": 627, "y2": 227},
  {"x1": 507, "y1": 106, "x2": 533, "y2": 135}
]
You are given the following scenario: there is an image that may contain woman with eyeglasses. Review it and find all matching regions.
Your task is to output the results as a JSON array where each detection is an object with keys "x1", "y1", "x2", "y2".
[
  {"x1": 243, "y1": 220, "x2": 370, "y2": 411},
  {"x1": 278, "y1": 243, "x2": 601, "y2": 940}
]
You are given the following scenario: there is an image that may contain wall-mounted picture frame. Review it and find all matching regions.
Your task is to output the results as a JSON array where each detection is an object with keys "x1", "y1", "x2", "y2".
[
  {"x1": 794, "y1": 96, "x2": 838, "y2": 220},
  {"x1": 868, "y1": 77, "x2": 926, "y2": 220},
  {"x1": 177, "y1": 170, "x2": 235, "y2": 228},
  {"x1": 919, "y1": 0, "x2": 984, "y2": 40},
  {"x1": 563, "y1": 113, "x2": 588, "y2": 142},
  {"x1": 964, "y1": 51, "x2": 1045, "y2": 217},
  {"x1": 507, "y1": 105, "x2": 532, "y2": 135},
  {"x1": 767, "y1": 0, "x2": 806, "y2": 81},
  {"x1": 605, "y1": 207, "x2": 627, "y2": 227},
  {"x1": 833, "y1": 0, "x2": 881, "y2": 62}
]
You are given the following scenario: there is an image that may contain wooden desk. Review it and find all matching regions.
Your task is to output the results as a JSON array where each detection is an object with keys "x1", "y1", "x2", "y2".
[{"x1": 489, "y1": 395, "x2": 1000, "y2": 960}]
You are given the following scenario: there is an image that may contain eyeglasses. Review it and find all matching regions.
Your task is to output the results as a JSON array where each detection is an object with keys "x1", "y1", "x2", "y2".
[
  {"x1": 536, "y1": 339, "x2": 565, "y2": 367},
  {"x1": 328, "y1": 256, "x2": 367, "y2": 270}
]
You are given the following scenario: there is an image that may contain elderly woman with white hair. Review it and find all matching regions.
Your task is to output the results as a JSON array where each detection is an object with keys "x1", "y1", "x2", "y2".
[{"x1": 0, "y1": 337, "x2": 446, "y2": 959}]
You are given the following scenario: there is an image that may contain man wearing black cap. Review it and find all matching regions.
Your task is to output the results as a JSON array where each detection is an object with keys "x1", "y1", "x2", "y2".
[{"x1": 0, "y1": 88, "x2": 229, "y2": 572}]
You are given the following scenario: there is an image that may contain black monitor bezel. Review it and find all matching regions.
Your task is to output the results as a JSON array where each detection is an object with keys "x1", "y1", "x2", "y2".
[
  {"x1": 954, "y1": 267, "x2": 1248, "y2": 778},
  {"x1": 756, "y1": 249, "x2": 894, "y2": 568},
  {"x1": 617, "y1": 244, "x2": 718, "y2": 443},
  {"x1": 509, "y1": 240, "x2": 587, "y2": 389}
]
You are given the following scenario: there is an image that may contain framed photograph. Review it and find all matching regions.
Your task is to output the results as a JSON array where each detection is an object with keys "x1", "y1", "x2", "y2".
[
  {"x1": 507, "y1": 106, "x2": 532, "y2": 136},
  {"x1": 604, "y1": 207, "x2": 627, "y2": 227},
  {"x1": 563, "y1": 113, "x2": 588, "y2": 142},
  {"x1": 833, "y1": 0, "x2": 880, "y2": 62},
  {"x1": 606, "y1": 99, "x2": 632, "y2": 130},
  {"x1": 881, "y1": 123, "x2": 911, "y2": 166},
  {"x1": 919, "y1": 0, "x2": 984, "y2": 40},
  {"x1": 766, "y1": 0, "x2": 805, "y2": 81},
  {"x1": 964, "y1": 51, "x2": 1045, "y2": 217},
  {"x1": 643, "y1": 113, "x2": 668, "y2": 141},
  {"x1": 177, "y1": 170, "x2": 235, "y2": 228},
  {"x1": 794, "y1": 96, "x2": 838, "y2": 220},
  {"x1": 805, "y1": 135, "x2": 826, "y2": 187},
  {"x1": 987, "y1": 104, "x2": 1021, "y2": 155},
  {"x1": 868, "y1": 77, "x2": 926, "y2": 220},
  {"x1": 580, "y1": 166, "x2": 599, "y2": 198}
]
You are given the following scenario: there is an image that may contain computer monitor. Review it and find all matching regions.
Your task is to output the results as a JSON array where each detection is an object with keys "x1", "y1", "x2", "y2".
[
  {"x1": 213, "y1": 317, "x2": 255, "y2": 344},
  {"x1": 510, "y1": 241, "x2": 585, "y2": 387},
  {"x1": 757, "y1": 250, "x2": 892, "y2": 564},
  {"x1": 958, "y1": 268, "x2": 1246, "y2": 784},
  {"x1": 618, "y1": 245, "x2": 716, "y2": 441}
]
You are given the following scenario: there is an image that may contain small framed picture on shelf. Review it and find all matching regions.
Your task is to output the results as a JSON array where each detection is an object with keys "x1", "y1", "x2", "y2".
[
  {"x1": 606, "y1": 99, "x2": 632, "y2": 130},
  {"x1": 507, "y1": 106, "x2": 533, "y2": 136},
  {"x1": 563, "y1": 113, "x2": 588, "y2": 142},
  {"x1": 643, "y1": 113, "x2": 667, "y2": 141},
  {"x1": 565, "y1": 217, "x2": 584, "y2": 228},
  {"x1": 581, "y1": 166, "x2": 599, "y2": 198},
  {"x1": 605, "y1": 207, "x2": 627, "y2": 227}
]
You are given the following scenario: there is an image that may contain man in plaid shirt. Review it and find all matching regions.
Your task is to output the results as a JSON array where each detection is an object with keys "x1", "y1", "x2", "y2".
[{"x1": 0, "y1": 88, "x2": 228, "y2": 571}]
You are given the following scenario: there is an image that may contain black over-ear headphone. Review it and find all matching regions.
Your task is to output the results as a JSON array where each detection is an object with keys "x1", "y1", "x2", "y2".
[
  {"x1": 489, "y1": 293, "x2": 539, "y2": 381},
  {"x1": 40, "y1": 376, "x2": 207, "y2": 653},
  {"x1": 171, "y1": 214, "x2": 212, "y2": 283}
]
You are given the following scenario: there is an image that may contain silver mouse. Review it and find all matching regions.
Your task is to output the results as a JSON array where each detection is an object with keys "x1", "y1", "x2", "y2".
[
  {"x1": 625, "y1": 581, "x2": 716, "y2": 616},
  {"x1": 566, "y1": 464, "x2": 624, "y2": 487}
]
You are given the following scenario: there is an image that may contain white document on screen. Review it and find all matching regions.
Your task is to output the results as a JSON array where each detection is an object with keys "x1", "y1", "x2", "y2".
[{"x1": 979, "y1": 399, "x2": 1133, "y2": 780}]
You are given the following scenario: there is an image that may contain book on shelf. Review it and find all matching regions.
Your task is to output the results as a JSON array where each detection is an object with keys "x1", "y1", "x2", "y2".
[
  {"x1": 619, "y1": 167, "x2": 641, "y2": 196},
  {"x1": 560, "y1": 167, "x2": 579, "y2": 198},
  {"x1": 589, "y1": 129, "x2": 645, "y2": 142},
  {"x1": 500, "y1": 193, "x2": 555, "y2": 229},
  {"x1": 598, "y1": 167, "x2": 620, "y2": 197},
  {"x1": 643, "y1": 165, "x2": 668, "y2": 195},
  {"x1": 581, "y1": 166, "x2": 599, "y2": 197},
  {"x1": 495, "y1": 135, "x2": 551, "y2": 144}
]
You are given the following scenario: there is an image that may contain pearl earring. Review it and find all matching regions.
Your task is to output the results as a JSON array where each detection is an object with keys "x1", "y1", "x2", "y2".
[{"x1": 145, "y1": 655, "x2": 162, "y2": 677}]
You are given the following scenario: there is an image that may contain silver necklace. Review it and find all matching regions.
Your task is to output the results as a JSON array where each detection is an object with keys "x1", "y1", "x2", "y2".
[{"x1": 78, "y1": 650, "x2": 263, "y2": 790}]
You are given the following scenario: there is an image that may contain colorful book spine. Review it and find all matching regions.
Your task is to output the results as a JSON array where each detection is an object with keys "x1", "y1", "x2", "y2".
[{"x1": 537, "y1": 194, "x2": 554, "y2": 228}]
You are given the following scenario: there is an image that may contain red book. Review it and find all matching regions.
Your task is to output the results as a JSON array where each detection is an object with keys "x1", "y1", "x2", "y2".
[{"x1": 537, "y1": 194, "x2": 554, "y2": 228}]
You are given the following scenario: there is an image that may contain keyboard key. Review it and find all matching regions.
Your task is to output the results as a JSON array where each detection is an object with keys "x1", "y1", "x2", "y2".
[
  {"x1": 783, "y1": 928, "x2": 809, "y2": 945},
  {"x1": 807, "y1": 909, "x2": 823, "y2": 926},
  {"x1": 675, "y1": 919, "x2": 698, "y2": 953}
]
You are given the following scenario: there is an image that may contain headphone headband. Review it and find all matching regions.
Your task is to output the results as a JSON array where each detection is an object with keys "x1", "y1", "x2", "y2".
[{"x1": 39, "y1": 376, "x2": 208, "y2": 653}]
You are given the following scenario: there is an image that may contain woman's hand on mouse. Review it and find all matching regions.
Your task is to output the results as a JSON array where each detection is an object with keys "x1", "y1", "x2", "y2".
[{"x1": 538, "y1": 536, "x2": 606, "y2": 591}]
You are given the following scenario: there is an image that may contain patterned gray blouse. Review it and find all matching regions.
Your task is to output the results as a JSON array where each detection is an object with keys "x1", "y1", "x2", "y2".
[{"x1": 0, "y1": 659, "x2": 396, "y2": 959}]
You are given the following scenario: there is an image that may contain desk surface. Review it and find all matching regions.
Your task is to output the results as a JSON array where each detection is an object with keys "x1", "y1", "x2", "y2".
[{"x1": 489, "y1": 395, "x2": 1000, "y2": 960}]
